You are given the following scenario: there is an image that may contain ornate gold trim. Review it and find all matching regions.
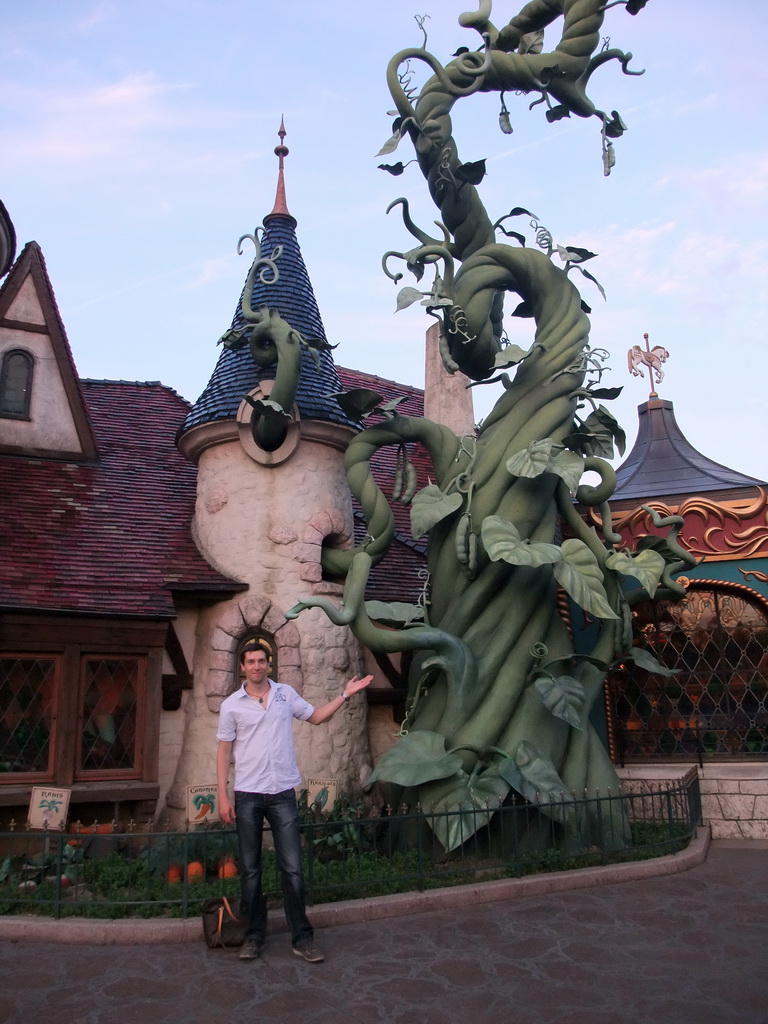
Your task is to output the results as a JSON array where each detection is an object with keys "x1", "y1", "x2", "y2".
[
  {"x1": 600, "y1": 487, "x2": 768, "y2": 561},
  {"x1": 683, "y1": 577, "x2": 768, "y2": 614}
]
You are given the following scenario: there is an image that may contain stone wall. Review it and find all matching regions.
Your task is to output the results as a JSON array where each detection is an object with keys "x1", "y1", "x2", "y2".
[
  {"x1": 699, "y1": 764, "x2": 768, "y2": 839},
  {"x1": 160, "y1": 432, "x2": 373, "y2": 823},
  {"x1": 617, "y1": 763, "x2": 768, "y2": 839}
]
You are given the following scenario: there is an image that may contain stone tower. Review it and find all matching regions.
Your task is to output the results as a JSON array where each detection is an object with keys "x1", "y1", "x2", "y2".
[{"x1": 165, "y1": 128, "x2": 371, "y2": 820}]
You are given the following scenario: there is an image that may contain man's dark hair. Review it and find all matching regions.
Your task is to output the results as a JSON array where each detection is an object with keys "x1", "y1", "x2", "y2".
[{"x1": 239, "y1": 640, "x2": 270, "y2": 666}]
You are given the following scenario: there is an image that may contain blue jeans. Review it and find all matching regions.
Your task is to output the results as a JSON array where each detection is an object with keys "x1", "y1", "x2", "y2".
[{"x1": 234, "y1": 789, "x2": 313, "y2": 948}]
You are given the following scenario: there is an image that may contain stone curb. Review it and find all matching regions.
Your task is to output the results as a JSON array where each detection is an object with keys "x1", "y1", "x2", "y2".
[{"x1": 0, "y1": 826, "x2": 710, "y2": 945}]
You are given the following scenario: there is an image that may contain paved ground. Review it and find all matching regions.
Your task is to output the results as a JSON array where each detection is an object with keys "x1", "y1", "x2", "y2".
[{"x1": 1, "y1": 839, "x2": 766, "y2": 1024}]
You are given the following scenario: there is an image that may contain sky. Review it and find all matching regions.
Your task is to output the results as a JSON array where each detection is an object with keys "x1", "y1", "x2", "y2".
[{"x1": 2, "y1": 0, "x2": 767, "y2": 482}]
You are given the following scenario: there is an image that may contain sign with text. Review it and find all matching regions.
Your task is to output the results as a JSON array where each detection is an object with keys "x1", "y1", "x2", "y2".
[
  {"x1": 305, "y1": 777, "x2": 338, "y2": 810},
  {"x1": 28, "y1": 787, "x2": 71, "y2": 831},
  {"x1": 187, "y1": 785, "x2": 219, "y2": 824}
]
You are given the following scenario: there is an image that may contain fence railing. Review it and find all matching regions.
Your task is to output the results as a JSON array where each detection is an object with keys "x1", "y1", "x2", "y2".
[{"x1": 0, "y1": 775, "x2": 701, "y2": 919}]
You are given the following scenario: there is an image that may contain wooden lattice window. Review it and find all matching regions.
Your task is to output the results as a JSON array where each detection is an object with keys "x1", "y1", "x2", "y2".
[
  {"x1": 0, "y1": 652, "x2": 147, "y2": 784},
  {"x1": 0, "y1": 656, "x2": 59, "y2": 779},
  {"x1": 76, "y1": 657, "x2": 145, "y2": 778}
]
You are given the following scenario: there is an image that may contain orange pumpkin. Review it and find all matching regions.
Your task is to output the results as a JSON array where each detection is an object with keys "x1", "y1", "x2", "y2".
[
  {"x1": 186, "y1": 860, "x2": 205, "y2": 882},
  {"x1": 217, "y1": 856, "x2": 238, "y2": 879},
  {"x1": 166, "y1": 864, "x2": 183, "y2": 884}
]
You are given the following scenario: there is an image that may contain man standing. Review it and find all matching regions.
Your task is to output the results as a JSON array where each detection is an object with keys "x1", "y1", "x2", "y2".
[{"x1": 216, "y1": 640, "x2": 372, "y2": 963}]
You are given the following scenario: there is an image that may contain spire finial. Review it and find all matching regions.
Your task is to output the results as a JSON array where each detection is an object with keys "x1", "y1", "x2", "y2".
[
  {"x1": 268, "y1": 117, "x2": 291, "y2": 218},
  {"x1": 627, "y1": 331, "x2": 670, "y2": 400}
]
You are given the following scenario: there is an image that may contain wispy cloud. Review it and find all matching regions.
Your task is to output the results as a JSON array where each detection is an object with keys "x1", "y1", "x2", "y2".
[
  {"x1": 76, "y1": 2, "x2": 116, "y2": 33},
  {"x1": 0, "y1": 72, "x2": 192, "y2": 164}
]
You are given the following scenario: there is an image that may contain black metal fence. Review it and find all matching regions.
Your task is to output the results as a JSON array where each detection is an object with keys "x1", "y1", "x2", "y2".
[{"x1": 0, "y1": 776, "x2": 701, "y2": 920}]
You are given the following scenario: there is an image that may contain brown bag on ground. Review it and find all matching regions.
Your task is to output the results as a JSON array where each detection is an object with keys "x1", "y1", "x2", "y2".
[{"x1": 202, "y1": 896, "x2": 247, "y2": 949}]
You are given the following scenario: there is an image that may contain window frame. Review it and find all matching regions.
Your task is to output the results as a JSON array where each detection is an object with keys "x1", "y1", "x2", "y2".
[
  {"x1": 0, "y1": 651, "x2": 149, "y2": 785},
  {"x1": 0, "y1": 654, "x2": 62, "y2": 783},
  {"x1": 0, "y1": 348, "x2": 34, "y2": 420},
  {"x1": 609, "y1": 580, "x2": 768, "y2": 762},
  {"x1": 0, "y1": 616, "x2": 165, "y2": 808},
  {"x1": 74, "y1": 654, "x2": 148, "y2": 782}
]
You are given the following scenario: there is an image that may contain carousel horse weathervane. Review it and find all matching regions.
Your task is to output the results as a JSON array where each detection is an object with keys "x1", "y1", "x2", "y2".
[{"x1": 627, "y1": 332, "x2": 669, "y2": 398}]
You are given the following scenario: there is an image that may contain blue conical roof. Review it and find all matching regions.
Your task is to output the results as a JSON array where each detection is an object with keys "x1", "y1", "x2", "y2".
[{"x1": 180, "y1": 135, "x2": 358, "y2": 437}]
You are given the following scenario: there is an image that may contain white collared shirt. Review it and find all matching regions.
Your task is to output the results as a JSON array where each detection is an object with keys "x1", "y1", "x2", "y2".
[{"x1": 216, "y1": 680, "x2": 315, "y2": 794}]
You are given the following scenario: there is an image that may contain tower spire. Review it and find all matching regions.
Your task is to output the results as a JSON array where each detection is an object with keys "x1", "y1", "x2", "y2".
[{"x1": 268, "y1": 117, "x2": 291, "y2": 219}]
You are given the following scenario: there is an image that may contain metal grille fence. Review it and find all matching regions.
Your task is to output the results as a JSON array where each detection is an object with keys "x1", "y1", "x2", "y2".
[{"x1": 0, "y1": 776, "x2": 701, "y2": 919}]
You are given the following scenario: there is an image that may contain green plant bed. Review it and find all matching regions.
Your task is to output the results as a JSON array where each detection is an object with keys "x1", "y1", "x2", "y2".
[{"x1": 0, "y1": 815, "x2": 695, "y2": 918}]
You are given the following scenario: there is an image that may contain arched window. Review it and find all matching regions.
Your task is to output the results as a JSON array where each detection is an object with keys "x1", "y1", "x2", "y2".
[
  {"x1": 0, "y1": 349, "x2": 34, "y2": 419},
  {"x1": 610, "y1": 583, "x2": 768, "y2": 761}
]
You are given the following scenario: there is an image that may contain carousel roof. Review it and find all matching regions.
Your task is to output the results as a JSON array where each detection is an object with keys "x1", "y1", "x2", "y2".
[{"x1": 612, "y1": 397, "x2": 766, "y2": 502}]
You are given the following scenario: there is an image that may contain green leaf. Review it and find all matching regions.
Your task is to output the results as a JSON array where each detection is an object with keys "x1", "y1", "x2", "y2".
[
  {"x1": 589, "y1": 386, "x2": 623, "y2": 400},
  {"x1": 377, "y1": 396, "x2": 407, "y2": 414},
  {"x1": 576, "y1": 265, "x2": 607, "y2": 301},
  {"x1": 635, "y1": 533, "x2": 684, "y2": 566},
  {"x1": 410, "y1": 485, "x2": 463, "y2": 540},
  {"x1": 304, "y1": 336, "x2": 337, "y2": 353},
  {"x1": 499, "y1": 741, "x2": 574, "y2": 825},
  {"x1": 556, "y1": 245, "x2": 597, "y2": 264},
  {"x1": 604, "y1": 110, "x2": 627, "y2": 138},
  {"x1": 501, "y1": 229, "x2": 526, "y2": 246},
  {"x1": 505, "y1": 438, "x2": 554, "y2": 479},
  {"x1": 364, "y1": 601, "x2": 425, "y2": 627},
  {"x1": 481, "y1": 516, "x2": 561, "y2": 567},
  {"x1": 378, "y1": 162, "x2": 407, "y2": 175},
  {"x1": 395, "y1": 286, "x2": 425, "y2": 311},
  {"x1": 606, "y1": 549, "x2": 666, "y2": 598},
  {"x1": 326, "y1": 388, "x2": 385, "y2": 418},
  {"x1": 243, "y1": 396, "x2": 290, "y2": 420},
  {"x1": 534, "y1": 675, "x2": 586, "y2": 730},
  {"x1": 366, "y1": 731, "x2": 464, "y2": 789},
  {"x1": 455, "y1": 159, "x2": 487, "y2": 186},
  {"x1": 549, "y1": 450, "x2": 584, "y2": 496},
  {"x1": 376, "y1": 130, "x2": 402, "y2": 156},
  {"x1": 583, "y1": 405, "x2": 626, "y2": 456},
  {"x1": 493, "y1": 345, "x2": 531, "y2": 369},
  {"x1": 505, "y1": 441, "x2": 583, "y2": 495},
  {"x1": 586, "y1": 431, "x2": 616, "y2": 460},
  {"x1": 626, "y1": 645, "x2": 678, "y2": 677},
  {"x1": 554, "y1": 539, "x2": 619, "y2": 619},
  {"x1": 560, "y1": 430, "x2": 594, "y2": 454},
  {"x1": 545, "y1": 104, "x2": 570, "y2": 123},
  {"x1": 419, "y1": 768, "x2": 509, "y2": 852}
]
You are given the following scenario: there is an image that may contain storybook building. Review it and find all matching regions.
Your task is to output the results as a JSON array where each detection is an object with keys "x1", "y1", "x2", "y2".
[{"x1": 1, "y1": 144, "x2": 766, "y2": 838}]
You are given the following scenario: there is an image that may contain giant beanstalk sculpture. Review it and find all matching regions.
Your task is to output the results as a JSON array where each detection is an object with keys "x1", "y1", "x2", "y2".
[{"x1": 289, "y1": 0, "x2": 696, "y2": 852}]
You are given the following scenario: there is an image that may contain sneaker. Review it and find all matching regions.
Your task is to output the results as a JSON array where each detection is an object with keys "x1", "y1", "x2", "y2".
[
  {"x1": 239, "y1": 939, "x2": 263, "y2": 960},
  {"x1": 293, "y1": 944, "x2": 324, "y2": 963}
]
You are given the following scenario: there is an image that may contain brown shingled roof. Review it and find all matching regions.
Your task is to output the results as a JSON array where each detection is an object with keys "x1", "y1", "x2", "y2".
[{"x1": 0, "y1": 379, "x2": 243, "y2": 618}]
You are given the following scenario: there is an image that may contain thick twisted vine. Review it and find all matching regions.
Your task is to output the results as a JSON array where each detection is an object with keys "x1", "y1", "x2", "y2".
[
  {"x1": 293, "y1": 1, "x2": 653, "y2": 849},
  {"x1": 321, "y1": 415, "x2": 461, "y2": 579},
  {"x1": 289, "y1": 549, "x2": 480, "y2": 737}
]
